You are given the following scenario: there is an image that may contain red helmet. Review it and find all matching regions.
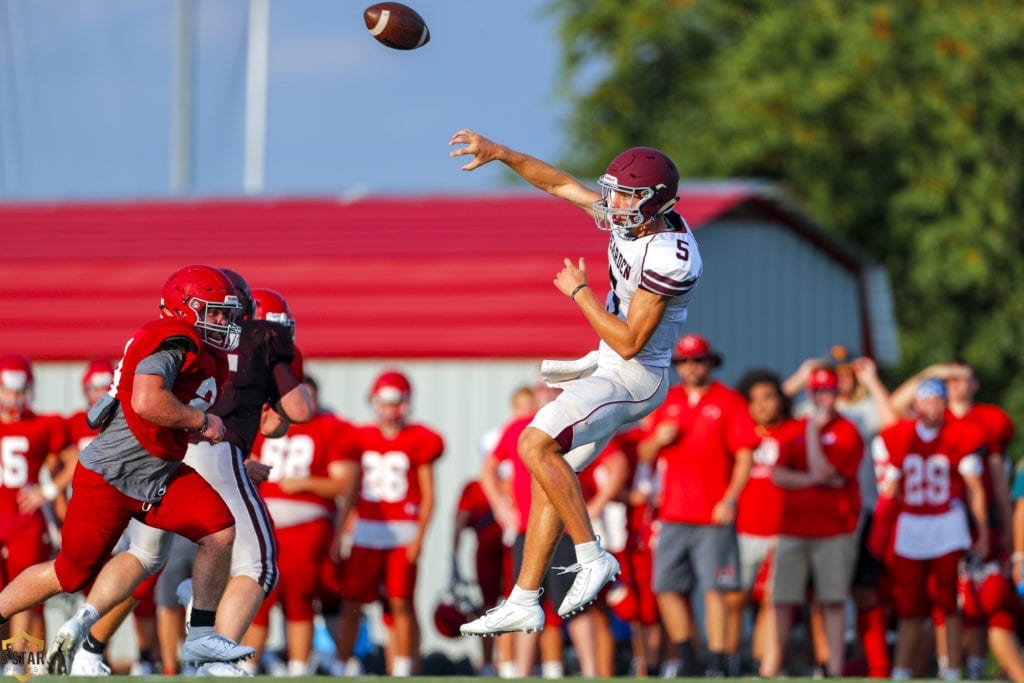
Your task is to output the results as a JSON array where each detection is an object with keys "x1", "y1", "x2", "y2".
[
  {"x1": 219, "y1": 267, "x2": 254, "y2": 320},
  {"x1": 0, "y1": 354, "x2": 33, "y2": 417},
  {"x1": 81, "y1": 359, "x2": 115, "y2": 390},
  {"x1": 0, "y1": 354, "x2": 33, "y2": 392},
  {"x1": 160, "y1": 265, "x2": 244, "y2": 351},
  {"x1": 433, "y1": 581, "x2": 481, "y2": 639},
  {"x1": 252, "y1": 288, "x2": 296, "y2": 339},
  {"x1": 594, "y1": 147, "x2": 679, "y2": 235},
  {"x1": 369, "y1": 370, "x2": 412, "y2": 404}
]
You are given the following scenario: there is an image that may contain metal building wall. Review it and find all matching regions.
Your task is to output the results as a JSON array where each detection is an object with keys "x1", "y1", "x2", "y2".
[{"x1": 684, "y1": 219, "x2": 865, "y2": 385}]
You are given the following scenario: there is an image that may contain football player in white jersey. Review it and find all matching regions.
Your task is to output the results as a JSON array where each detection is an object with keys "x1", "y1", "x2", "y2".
[{"x1": 449, "y1": 129, "x2": 703, "y2": 635}]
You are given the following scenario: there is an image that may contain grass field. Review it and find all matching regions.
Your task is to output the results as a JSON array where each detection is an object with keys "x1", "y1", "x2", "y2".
[{"x1": 22, "y1": 678, "x2": 882, "y2": 682}]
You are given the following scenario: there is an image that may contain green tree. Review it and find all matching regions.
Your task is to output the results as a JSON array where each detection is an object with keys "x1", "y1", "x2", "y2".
[{"x1": 549, "y1": 0, "x2": 1024, "y2": 443}]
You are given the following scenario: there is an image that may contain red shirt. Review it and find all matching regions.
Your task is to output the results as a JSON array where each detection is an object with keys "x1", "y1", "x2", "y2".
[
  {"x1": 456, "y1": 480, "x2": 501, "y2": 545},
  {"x1": 878, "y1": 418, "x2": 987, "y2": 516},
  {"x1": 112, "y1": 319, "x2": 228, "y2": 461},
  {"x1": 955, "y1": 403, "x2": 1014, "y2": 535},
  {"x1": 493, "y1": 415, "x2": 533, "y2": 534},
  {"x1": 736, "y1": 419, "x2": 801, "y2": 537},
  {"x1": 0, "y1": 413, "x2": 69, "y2": 515},
  {"x1": 651, "y1": 381, "x2": 761, "y2": 524},
  {"x1": 253, "y1": 411, "x2": 360, "y2": 511},
  {"x1": 776, "y1": 415, "x2": 864, "y2": 537},
  {"x1": 65, "y1": 410, "x2": 100, "y2": 453},
  {"x1": 354, "y1": 422, "x2": 443, "y2": 523}
]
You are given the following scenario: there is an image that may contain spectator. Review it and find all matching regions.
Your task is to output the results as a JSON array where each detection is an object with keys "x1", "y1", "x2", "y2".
[
  {"x1": 729, "y1": 368, "x2": 796, "y2": 676},
  {"x1": 765, "y1": 367, "x2": 864, "y2": 678},
  {"x1": 638, "y1": 333, "x2": 759, "y2": 676}
]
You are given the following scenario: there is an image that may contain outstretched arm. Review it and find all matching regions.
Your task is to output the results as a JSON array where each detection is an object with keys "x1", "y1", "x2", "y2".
[{"x1": 449, "y1": 129, "x2": 599, "y2": 213}]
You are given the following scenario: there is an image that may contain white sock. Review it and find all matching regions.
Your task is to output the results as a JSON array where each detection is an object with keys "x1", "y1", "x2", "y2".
[
  {"x1": 344, "y1": 657, "x2": 363, "y2": 676},
  {"x1": 892, "y1": 666, "x2": 913, "y2": 680},
  {"x1": 498, "y1": 661, "x2": 518, "y2": 678},
  {"x1": 391, "y1": 656, "x2": 412, "y2": 677},
  {"x1": 74, "y1": 603, "x2": 100, "y2": 628},
  {"x1": 944, "y1": 668, "x2": 963, "y2": 681},
  {"x1": 508, "y1": 584, "x2": 541, "y2": 606},
  {"x1": 575, "y1": 539, "x2": 601, "y2": 563},
  {"x1": 287, "y1": 659, "x2": 308, "y2": 676},
  {"x1": 541, "y1": 660, "x2": 564, "y2": 679}
]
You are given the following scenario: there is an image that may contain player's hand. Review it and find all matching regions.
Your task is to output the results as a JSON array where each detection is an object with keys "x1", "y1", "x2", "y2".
[
  {"x1": 17, "y1": 485, "x2": 47, "y2": 514},
  {"x1": 651, "y1": 421, "x2": 679, "y2": 447},
  {"x1": 449, "y1": 129, "x2": 501, "y2": 171},
  {"x1": 245, "y1": 460, "x2": 272, "y2": 486},
  {"x1": 554, "y1": 258, "x2": 588, "y2": 298},
  {"x1": 711, "y1": 499, "x2": 736, "y2": 525},
  {"x1": 201, "y1": 413, "x2": 227, "y2": 443},
  {"x1": 406, "y1": 536, "x2": 423, "y2": 563},
  {"x1": 972, "y1": 527, "x2": 990, "y2": 560}
]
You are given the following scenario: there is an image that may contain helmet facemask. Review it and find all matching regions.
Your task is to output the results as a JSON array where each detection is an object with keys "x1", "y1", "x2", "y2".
[{"x1": 189, "y1": 296, "x2": 243, "y2": 351}]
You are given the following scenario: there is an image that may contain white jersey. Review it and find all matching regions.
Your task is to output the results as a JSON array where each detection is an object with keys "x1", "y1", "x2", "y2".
[{"x1": 599, "y1": 211, "x2": 702, "y2": 368}]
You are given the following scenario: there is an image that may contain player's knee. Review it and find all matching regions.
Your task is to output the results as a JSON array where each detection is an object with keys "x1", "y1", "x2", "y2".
[
  {"x1": 127, "y1": 544, "x2": 170, "y2": 576},
  {"x1": 230, "y1": 559, "x2": 272, "y2": 589},
  {"x1": 517, "y1": 427, "x2": 561, "y2": 471}
]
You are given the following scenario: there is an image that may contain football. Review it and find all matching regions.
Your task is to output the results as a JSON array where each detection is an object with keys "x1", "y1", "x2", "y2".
[{"x1": 363, "y1": 3, "x2": 430, "y2": 50}]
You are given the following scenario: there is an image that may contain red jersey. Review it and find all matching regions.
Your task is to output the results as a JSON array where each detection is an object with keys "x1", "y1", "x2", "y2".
[
  {"x1": 254, "y1": 411, "x2": 360, "y2": 514},
  {"x1": 651, "y1": 381, "x2": 761, "y2": 524},
  {"x1": 353, "y1": 422, "x2": 444, "y2": 524},
  {"x1": 65, "y1": 410, "x2": 100, "y2": 453},
  {"x1": 878, "y1": 418, "x2": 987, "y2": 516},
  {"x1": 776, "y1": 415, "x2": 864, "y2": 537},
  {"x1": 111, "y1": 319, "x2": 228, "y2": 461},
  {"x1": 492, "y1": 415, "x2": 533, "y2": 533},
  {"x1": 0, "y1": 413, "x2": 69, "y2": 515},
  {"x1": 456, "y1": 480, "x2": 499, "y2": 539},
  {"x1": 736, "y1": 419, "x2": 801, "y2": 537},
  {"x1": 954, "y1": 403, "x2": 1014, "y2": 537}
]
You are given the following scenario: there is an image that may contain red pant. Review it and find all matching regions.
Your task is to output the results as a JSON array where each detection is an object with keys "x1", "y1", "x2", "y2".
[{"x1": 55, "y1": 464, "x2": 234, "y2": 592}]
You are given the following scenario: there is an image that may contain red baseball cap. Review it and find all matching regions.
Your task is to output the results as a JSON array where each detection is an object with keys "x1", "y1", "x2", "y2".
[
  {"x1": 807, "y1": 367, "x2": 839, "y2": 392},
  {"x1": 671, "y1": 334, "x2": 722, "y2": 367},
  {"x1": 82, "y1": 359, "x2": 115, "y2": 389}
]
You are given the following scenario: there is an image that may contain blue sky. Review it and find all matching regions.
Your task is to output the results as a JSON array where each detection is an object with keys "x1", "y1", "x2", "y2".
[{"x1": 0, "y1": 0, "x2": 569, "y2": 200}]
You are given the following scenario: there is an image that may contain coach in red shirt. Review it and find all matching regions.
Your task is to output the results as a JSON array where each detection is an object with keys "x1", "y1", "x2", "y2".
[
  {"x1": 767, "y1": 367, "x2": 864, "y2": 678},
  {"x1": 639, "y1": 334, "x2": 759, "y2": 676}
]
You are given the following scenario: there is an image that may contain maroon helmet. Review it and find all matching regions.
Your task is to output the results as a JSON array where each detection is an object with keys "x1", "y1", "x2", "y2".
[{"x1": 594, "y1": 147, "x2": 679, "y2": 235}]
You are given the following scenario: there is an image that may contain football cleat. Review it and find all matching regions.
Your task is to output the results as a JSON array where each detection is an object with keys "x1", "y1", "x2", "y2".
[
  {"x1": 181, "y1": 628, "x2": 255, "y2": 665},
  {"x1": 555, "y1": 549, "x2": 621, "y2": 618},
  {"x1": 459, "y1": 599, "x2": 544, "y2": 637}
]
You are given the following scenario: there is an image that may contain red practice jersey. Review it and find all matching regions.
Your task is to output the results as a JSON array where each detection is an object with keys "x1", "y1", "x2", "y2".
[
  {"x1": 0, "y1": 413, "x2": 69, "y2": 515},
  {"x1": 736, "y1": 419, "x2": 801, "y2": 538},
  {"x1": 353, "y1": 423, "x2": 444, "y2": 524},
  {"x1": 650, "y1": 381, "x2": 761, "y2": 524}
]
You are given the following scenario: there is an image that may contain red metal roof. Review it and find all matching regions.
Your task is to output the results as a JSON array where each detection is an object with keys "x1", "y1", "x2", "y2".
[{"x1": 0, "y1": 189, "x2": 754, "y2": 360}]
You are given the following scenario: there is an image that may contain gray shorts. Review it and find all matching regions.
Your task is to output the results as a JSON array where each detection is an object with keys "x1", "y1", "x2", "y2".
[
  {"x1": 737, "y1": 533, "x2": 778, "y2": 591},
  {"x1": 771, "y1": 533, "x2": 857, "y2": 605},
  {"x1": 652, "y1": 522, "x2": 741, "y2": 594}
]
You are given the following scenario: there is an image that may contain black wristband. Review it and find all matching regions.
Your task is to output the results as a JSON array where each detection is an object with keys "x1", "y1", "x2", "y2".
[{"x1": 570, "y1": 283, "x2": 589, "y2": 300}]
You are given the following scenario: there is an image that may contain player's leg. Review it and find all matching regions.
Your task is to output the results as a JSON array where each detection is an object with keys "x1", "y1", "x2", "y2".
[
  {"x1": 184, "y1": 442, "x2": 278, "y2": 642},
  {"x1": 653, "y1": 523, "x2": 699, "y2": 675}
]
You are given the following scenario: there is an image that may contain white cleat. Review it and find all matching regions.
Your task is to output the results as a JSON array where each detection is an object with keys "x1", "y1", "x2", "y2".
[
  {"x1": 45, "y1": 617, "x2": 87, "y2": 675},
  {"x1": 460, "y1": 599, "x2": 544, "y2": 637},
  {"x1": 70, "y1": 651, "x2": 111, "y2": 676},
  {"x1": 196, "y1": 661, "x2": 253, "y2": 677},
  {"x1": 181, "y1": 628, "x2": 255, "y2": 665},
  {"x1": 555, "y1": 550, "x2": 621, "y2": 618}
]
